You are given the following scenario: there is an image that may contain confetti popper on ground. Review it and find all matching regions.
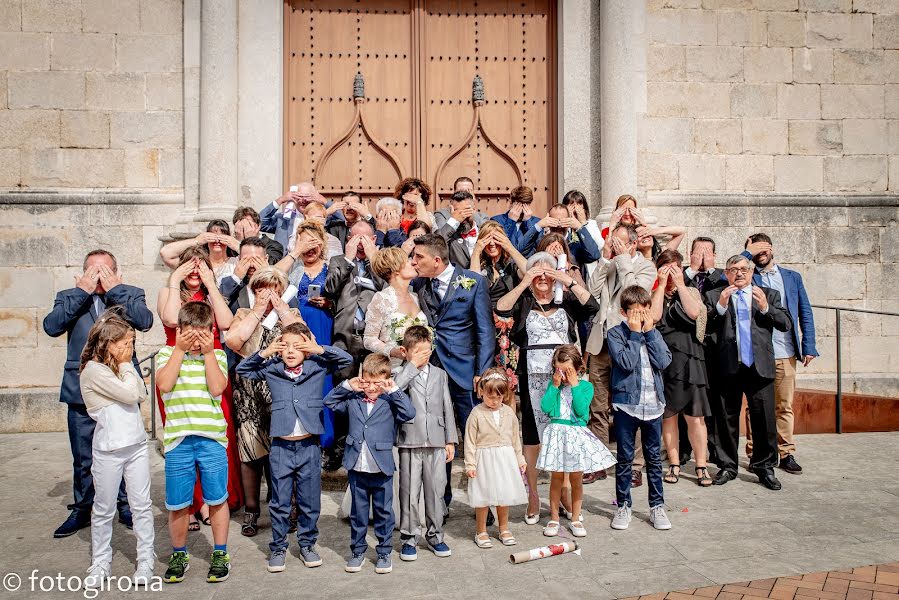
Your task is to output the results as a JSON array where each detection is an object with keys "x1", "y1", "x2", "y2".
[{"x1": 509, "y1": 541, "x2": 580, "y2": 564}]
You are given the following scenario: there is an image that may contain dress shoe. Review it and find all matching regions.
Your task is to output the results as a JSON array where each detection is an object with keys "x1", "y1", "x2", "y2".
[
  {"x1": 118, "y1": 509, "x2": 134, "y2": 530},
  {"x1": 631, "y1": 470, "x2": 643, "y2": 488},
  {"x1": 712, "y1": 470, "x2": 737, "y2": 486},
  {"x1": 54, "y1": 511, "x2": 90, "y2": 538},
  {"x1": 754, "y1": 469, "x2": 782, "y2": 491},
  {"x1": 583, "y1": 470, "x2": 607, "y2": 485},
  {"x1": 779, "y1": 455, "x2": 802, "y2": 474}
]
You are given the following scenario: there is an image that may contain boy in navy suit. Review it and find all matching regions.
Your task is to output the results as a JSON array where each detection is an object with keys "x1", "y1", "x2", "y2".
[
  {"x1": 236, "y1": 322, "x2": 353, "y2": 573},
  {"x1": 324, "y1": 353, "x2": 416, "y2": 575}
]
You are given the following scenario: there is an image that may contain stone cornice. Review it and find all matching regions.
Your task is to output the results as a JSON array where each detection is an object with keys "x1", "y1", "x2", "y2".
[
  {"x1": 0, "y1": 189, "x2": 185, "y2": 206},
  {"x1": 646, "y1": 192, "x2": 899, "y2": 208}
]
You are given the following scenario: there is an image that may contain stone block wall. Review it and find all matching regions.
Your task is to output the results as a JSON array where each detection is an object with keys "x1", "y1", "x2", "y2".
[
  {"x1": 0, "y1": 0, "x2": 184, "y2": 188},
  {"x1": 642, "y1": 0, "x2": 899, "y2": 396}
]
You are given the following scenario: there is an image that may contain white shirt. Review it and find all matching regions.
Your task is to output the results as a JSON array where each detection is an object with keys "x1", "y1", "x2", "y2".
[
  {"x1": 446, "y1": 217, "x2": 478, "y2": 255},
  {"x1": 756, "y1": 265, "x2": 796, "y2": 360},
  {"x1": 613, "y1": 344, "x2": 665, "y2": 421},
  {"x1": 342, "y1": 380, "x2": 380, "y2": 473},
  {"x1": 433, "y1": 263, "x2": 456, "y2": 302},
  {"x1": 269, "y1": 200, "x2": 305, "y2": 252},
  {"x1": 280, "y1": 365, "x2": 310, "y2": 440}
]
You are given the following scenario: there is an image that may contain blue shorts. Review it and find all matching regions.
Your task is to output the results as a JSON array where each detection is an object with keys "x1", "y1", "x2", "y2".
[{"x1": 164, "y1": 435, "x2": 229, "y2": 510}]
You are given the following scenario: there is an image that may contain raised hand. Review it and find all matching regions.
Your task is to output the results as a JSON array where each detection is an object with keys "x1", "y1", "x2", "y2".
[
  {"x1": 745, "y1": 237, "x2": 772, "y2": 258},
  {"x1": 545, "y1": 241, "x2": 564, "y2": 258},
  {"x1": 260, "y1": 335, "x2": 287, "y2": 358},
  {"x1": 719, "y1": 285, "x2": 739, "y2": 308},
  {"x1": 97, "y1": 264, "x2": 122, "y2": 291},
  {"x1": 702, "y1": 248, "x2": 716, "y2": 271},
  {"x1": 565, "y1": 365, "x2": 580, "y2": 387},
  {"x1": 451, "y1": 202, "x2": 474, "y2": 223},
  {"x1": 169, "y1": 260, "x2": 196, "y2": 286},
  {"x1": 552, "y1": 367, "x2": 563, "y2": 388},
  {"x1": 609, "y1": 207, "x2": 626, "y2": 229},
  {"x1": 641, "y1": 307, "x2": 655, "y2": 332},
  {"x1": 669, "y1": 263, "x2": 686, "y2": 287},
  {"x1": 75, "y1": 265, "x2": 100, "y2": 294},
  {"x1": 295, "y1": 333, "x2": 324, "y2": 356},
  {"x1": 326, "y1": 200, "x2": 348, "y2": 216},
  {"x1": 522, "y1": 265, "x2": 546, "y2": 286},
  {"x1": 347, "y1": 200, "x2": 372, "y2": 219},
  {"x1": 508, "y1": 202, "x2": 523, "y2": 222},
  {"x1": 175, "y1": 328, "x2": 197, "y2": 352},
  {"x1": 522, "y1": 203, "x2": 534, "y2": 221},
  {"x1": 358, "y1": 235, "x2": 378, "y2": 259},
  {"x1": 197, "y1": 260, "x2": 216, "y2": 289},
  {"x1": 657, "y1": 264, "x2": 671, "y2": 287},
  {"x1": 609, "y1": 236, "x2": 627, "y2": 258},
  {"x1": 544, "y1": 268, "x2": 574, "y2": 288},
  {"x1": 626, "y1": 308, "x2": 643, "y2": 332},
  {"x1": 408, "y1": 344, "x2": 432, "y2": 369},
  {"x1": 346, "y1": 377, "x2": 365, "y2": 393},
  {"x1": 233, "y1": 255, "x2": 253, "y2": 280},
  {"x1": 628, "y1": 207, "x2": 646, "y2": 225},
  {"x1": 194, "y1": 231, "x2": 217, "y2": 245},
  {"x1": 536, "y1": 216, "x2": 559, "y2": 230},
  {"x1": 751, "y1": 285, "x2": 769, "y2": 312}
]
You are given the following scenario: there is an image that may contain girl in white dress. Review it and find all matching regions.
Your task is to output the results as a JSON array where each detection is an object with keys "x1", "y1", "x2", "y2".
[
  {"x1": 537, "y1": 345, "x2": 616, "y2": 539},
  {"x1": 465, "y1": 369, "x2": 528, "y2": 549},
  {"x1": 364, "y1": 247, "x2": 428, "y2": 368}
]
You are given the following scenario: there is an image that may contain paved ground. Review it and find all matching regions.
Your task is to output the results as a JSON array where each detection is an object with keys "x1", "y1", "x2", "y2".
[
  {"x1": 0, "y1": 432, "x2": 897, "y2": 599},
  {"x1": 637, "y1": 563, "x2": 899, "y2": 600}
]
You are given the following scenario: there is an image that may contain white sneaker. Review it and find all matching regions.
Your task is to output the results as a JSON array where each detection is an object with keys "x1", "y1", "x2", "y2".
[
  {"x1": 610, "y1": 504, "x2": 632, "y2": 530},
  {"x1": 134, "y1": 560, "x2": 155, "y2": 586},
  {"x1": 650, "y1": 505, "x2": 672, "y2": 530},
  {"x1": 83, "y1": 564, "x2": 110, "y2": 590}
]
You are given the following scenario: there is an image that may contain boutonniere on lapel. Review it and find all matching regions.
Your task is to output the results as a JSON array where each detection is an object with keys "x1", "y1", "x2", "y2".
[
  {"x1": 453, "y1": 275, "x2": 476, "y2": 290},
  {"x1": 569, "y1": 230, "x2": 581, "y2": 245}
]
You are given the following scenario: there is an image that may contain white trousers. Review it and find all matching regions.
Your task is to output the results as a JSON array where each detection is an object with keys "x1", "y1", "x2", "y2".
[{"x1": 90, "y1": 442, "x2": 155, "y2": 567}]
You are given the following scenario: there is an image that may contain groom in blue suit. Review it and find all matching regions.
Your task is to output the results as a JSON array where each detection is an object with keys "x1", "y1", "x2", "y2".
[
  {"x1": 410, "y1": 234, "x2": 495, "y2": 508},
  {"x1": 42, "y1": 250, "x2": 154, "y2": 538}
]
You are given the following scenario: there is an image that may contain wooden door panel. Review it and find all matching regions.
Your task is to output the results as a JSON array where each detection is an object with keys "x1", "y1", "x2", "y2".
[{"x1": 285, "y1": 0, "x2": 555, "y2": 212}]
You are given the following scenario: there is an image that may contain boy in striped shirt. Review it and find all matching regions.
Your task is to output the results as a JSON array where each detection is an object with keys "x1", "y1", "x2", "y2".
[{"x1": 156, "y1": 302, "x2": 231, "y2": 584}]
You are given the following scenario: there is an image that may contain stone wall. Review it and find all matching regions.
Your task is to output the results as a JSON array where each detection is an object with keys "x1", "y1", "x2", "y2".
[
  {"x1": 641, "y1": 0, "x2": 899, "y2": 396},
  {"x1": 0, "y1": 1, "x2": 184, "y2": 431}
]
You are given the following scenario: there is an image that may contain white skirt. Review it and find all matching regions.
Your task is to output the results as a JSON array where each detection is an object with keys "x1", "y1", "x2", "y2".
[
  {"x1": 537, "y1": 424, "x2": 617, "y2": 473},
  {"x1": 468, "y1": 447, "x2": 528, "y2": 508}
]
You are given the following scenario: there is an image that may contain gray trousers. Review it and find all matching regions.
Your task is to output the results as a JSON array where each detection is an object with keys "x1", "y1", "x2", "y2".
[{"x1": 398, "y1": 447, "x2": 446, "y2": 546}]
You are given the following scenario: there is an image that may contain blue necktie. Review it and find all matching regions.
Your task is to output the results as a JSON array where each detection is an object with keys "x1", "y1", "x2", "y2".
[{"x1": 736, "y1": 289, "x2": 754, "y2": 367}]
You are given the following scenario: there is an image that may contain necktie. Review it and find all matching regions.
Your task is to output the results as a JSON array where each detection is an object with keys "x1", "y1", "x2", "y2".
[
  {"x1": 694, "y1": 271, "x2": 707, "y2": 293},
  {"x1": 431, "y1": 278, "x2": 443, "y2": 302},
  {"x1": 355, "y1": 259, "x2": 367, "y2": 277},
  {"x1": 736, "y1": 289, "x2": 754, "y2": 367},
  {"x1": 93, "y1": 294, "x2": 106, "y2": 318},
  {"x1": 461, "y1": 227, "x2": 478, "y2": 239},
  {"x1": 354, "y1": 260, "x2": 367, "y2": 329}
]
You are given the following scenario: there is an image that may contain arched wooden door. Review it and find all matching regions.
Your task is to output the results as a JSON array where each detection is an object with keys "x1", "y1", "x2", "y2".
[{"x1": 283, "y1": 0, "x2": 557, "y2": 215}]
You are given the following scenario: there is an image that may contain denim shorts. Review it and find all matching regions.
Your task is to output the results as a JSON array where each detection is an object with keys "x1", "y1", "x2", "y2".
[{"x1": 164, "y1": 435, "x2": 229, "y2": 510}]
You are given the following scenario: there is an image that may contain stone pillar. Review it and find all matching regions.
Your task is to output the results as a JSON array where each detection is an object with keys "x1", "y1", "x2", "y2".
[
  {"x1": 557, "y1": 0, "x2": 600, "y2": 208},
  {"x1": 598, "y1": 0, "x2": 646, "y2": 219},
  {"x1": 195, "y1": 0, "x2": 239, "y2": 222}
]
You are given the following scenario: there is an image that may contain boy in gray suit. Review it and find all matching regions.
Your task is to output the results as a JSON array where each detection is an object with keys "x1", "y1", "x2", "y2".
[{"x1": 393, "y1": 326, "x2": 458, "y2": 561}]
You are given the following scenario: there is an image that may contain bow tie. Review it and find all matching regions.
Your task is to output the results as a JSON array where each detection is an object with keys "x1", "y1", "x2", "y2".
[
  {"x1": 360, "y1": 396, "x2": 378, "y2": 404},
  {"x1": 461, "y1": 227, "x2": 478, "y2": 239},
  {"x1": 284, "y1": 365, "x2": 303, "y2": 376}
]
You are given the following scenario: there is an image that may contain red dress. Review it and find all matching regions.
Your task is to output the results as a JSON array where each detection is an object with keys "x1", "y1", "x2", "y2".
[{"x1": 155, "y1": 291, "x2": 244, "y2": 513}]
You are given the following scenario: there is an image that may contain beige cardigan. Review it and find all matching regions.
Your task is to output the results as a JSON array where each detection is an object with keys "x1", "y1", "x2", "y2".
[{"x1": 463, "y1": 403, "x2": 526, "y2": 472}]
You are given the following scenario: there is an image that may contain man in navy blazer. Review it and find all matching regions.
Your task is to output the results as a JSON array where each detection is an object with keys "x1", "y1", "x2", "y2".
[
  {"x1": 491, "y1": 185, "x2": 542, "y2": 256},
  {"x1": 324, "y1": 354, "x2": 415, "y2": 573},
  {"x1": 236, "y1": 322, "x2": 352, "y2": 568},
  {"x1": 410, "y1": 233, "x2": 495, "y2": 509},
  {"x1": 535, "y1": 203, "x2": 602, "y2": 265},
  {"x1": 741, "y1": 233, "x2": 818, "y2": 475},
  {"x1": 42, "y1": 250, "x2": 154, "y2": 538}
]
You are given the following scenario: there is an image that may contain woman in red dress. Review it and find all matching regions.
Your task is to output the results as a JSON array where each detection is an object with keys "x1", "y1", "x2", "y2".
[{"x1": 155, "y1": 245, "x2": 243, "y2": 527}]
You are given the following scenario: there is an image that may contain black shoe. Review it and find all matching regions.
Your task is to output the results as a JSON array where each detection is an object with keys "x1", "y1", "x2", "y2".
[
  {"x1": 54, "y1": 511, "x2": 90, "y2": 538},
  {"x1": 754, "y1": 469, "x2": 782, "y2": 491},
  {"x1": 631, "y1": 470, "x2": 643, "y2": 488},
  {"x1": 779, "y1": 455, "x2": 802, "y2": 474},
  {"x1": 712, "y1": 470, "x2": 737, "y2": 486},
  {"x1": 486, "y1": 511, "x2": 495, "y2": 527},
  {"x1": 118, "y1": 510, "x2": 134, "y2": 530}
]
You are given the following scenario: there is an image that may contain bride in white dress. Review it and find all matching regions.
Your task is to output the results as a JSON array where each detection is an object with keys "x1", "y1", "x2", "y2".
[{"x1": 339, "y1": 247, "x2": 429, "y2": 522}]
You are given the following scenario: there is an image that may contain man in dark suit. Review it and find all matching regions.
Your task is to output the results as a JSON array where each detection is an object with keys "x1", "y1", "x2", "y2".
[
  {"x1": 435, "y1": 191, "x2": 486, "y2": 269},
  {"x1": 741, "y1": 233, "x2": 818, "y2": 475},
  {"x1": 219, "y1": 237, "x2": 271, "y2": 315},
  {"x1": 705, "y1": 255, "x2": 792, "y2": 490},
  {"x1": 324, "y1": 191, "x2": 388, "y2": 249},
  {"x1": 679, "y1": 236, "x2": 727, "y2": 466},
  {"x1": 432, "y1": 176, "x2": 491, "y2": 231},
  {"x1": 232, "y1": 206, "x2": 284, "y2": 264},
  {"x1": 410, "y1": 234, "x2": 495, "y2": 507},
  {"x1": 491, "y1": 185, "x2": 542, "y2": 256},
  {"x1": 42, "y1": 250, "x2": 154, "y2": 537}
]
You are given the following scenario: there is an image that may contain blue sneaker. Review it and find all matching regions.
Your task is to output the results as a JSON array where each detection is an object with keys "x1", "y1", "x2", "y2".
[
  {"x1": 375, "y1": 553, "x2": 392, "y2": 574},
  {"x1": 299, "y1": 545, "x2": 322, "y2": 568},
  {"x1": 267, "y1": 549, "x2": 286, "y2": 573},
  {"x1": 345, "y1": 553, "x2": 365, "y2": 573},
  {"x1": 428, "y1": 541, "x2": 452, "y2": 558},
  {"x1": 53, "y1": 511, "x2": 90, "y2": 538},
  {"x1": 399, "y1": 544, "x2": 417, "y2": 561}
]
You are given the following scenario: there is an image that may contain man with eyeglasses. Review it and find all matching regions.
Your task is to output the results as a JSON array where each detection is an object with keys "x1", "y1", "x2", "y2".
[
  {"x1": 740, "y1": 234, "x2": 818, "y2": 476},
  {"x1": 704, "y1": 256, "x2": 792, "y2": 490}
]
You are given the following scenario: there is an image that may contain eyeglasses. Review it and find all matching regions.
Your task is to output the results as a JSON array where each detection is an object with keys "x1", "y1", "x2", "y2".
[{"x1": 725, "y1": 267, "x2": 752, "y2": 274}]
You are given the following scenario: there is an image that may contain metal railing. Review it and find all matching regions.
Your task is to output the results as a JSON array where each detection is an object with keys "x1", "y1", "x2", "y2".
[
  {"x1": 138, "y1": 350, "x2": 159, "y2": 439},
  {"x1": 810, "y1": 304, "x2": 899, "y2": 434}
]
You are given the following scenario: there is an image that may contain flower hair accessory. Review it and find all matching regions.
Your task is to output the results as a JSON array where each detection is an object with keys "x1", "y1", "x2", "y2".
[{"x1": 481, "y1": 372, "x2": 508, "y2": 382}]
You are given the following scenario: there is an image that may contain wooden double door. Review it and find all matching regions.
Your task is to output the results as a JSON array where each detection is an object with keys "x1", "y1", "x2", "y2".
[{"x1": 284, "y1": 0, "x2": 557, "y2": 215}]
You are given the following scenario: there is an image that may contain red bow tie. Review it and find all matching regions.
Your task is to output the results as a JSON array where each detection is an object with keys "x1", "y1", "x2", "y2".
[
  {"x1": 461, "y1": 227, "x2": 478, "y2": 239},
  {"x1": 361, "y1": 396, "x2": 378, "y2": 404},
  {"x1": 284, "y1": 365, "x2": 303, "y2": 376}
]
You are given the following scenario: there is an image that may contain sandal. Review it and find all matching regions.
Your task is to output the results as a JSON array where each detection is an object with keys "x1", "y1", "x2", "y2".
[
  {"x1": 499, "y1": 530, "x2": 517, "y2": 546},
  {"x1": 240, "y1": 511, "x2": 259, "y2": 537},
  {"x1": 474, "y1": 532, "x2": 493, "y2": 549},
  {"x1": 569, "y1": 520, "x2": 587, "y2": 538},
  {"x1": 188, "y1": 516, "x2": 200, "y2": 532},
  {"x1": 664, "y1": 464, "x2": 681, "y2": 484},
  {"x1": 194, "y1": 510, "x2": 211, "y2": 527},
  {"x1": 543, "y1": 520, "x2": 560, "y2": 537},
  {"x1": 696, "y1": 466, "x2": 713, "y2": 487}
]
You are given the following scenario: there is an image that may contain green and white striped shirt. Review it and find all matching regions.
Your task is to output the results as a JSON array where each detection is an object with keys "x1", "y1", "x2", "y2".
[{"x1": 156, "y1": 345, "x2": 229, "y2": 452}]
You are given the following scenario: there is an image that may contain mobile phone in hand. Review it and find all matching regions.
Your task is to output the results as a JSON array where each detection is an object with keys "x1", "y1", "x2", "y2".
[{"x1": 308, "y1": 284, "x2": 321, "y2": 298}]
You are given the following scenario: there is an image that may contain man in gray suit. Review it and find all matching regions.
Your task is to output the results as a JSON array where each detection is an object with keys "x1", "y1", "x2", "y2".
[
  {"x1": 432, "y1": 176, "x2": 491, "y2": 231},
  {"x1": 392, "y1": 326, "x2": 457, "y2": 562}
]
